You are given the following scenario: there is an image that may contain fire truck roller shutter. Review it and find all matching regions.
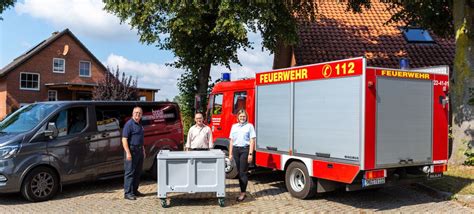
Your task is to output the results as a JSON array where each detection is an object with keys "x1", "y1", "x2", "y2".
[
  {"x1": 376, "y1": 77, "x2": 433, "y2": 167},
  {"x1": 256, "y1": 83, "x2": 291, "y2": 153},
  {"x1": 293, "y1": 76, "x2": 362, "y2": 162}
]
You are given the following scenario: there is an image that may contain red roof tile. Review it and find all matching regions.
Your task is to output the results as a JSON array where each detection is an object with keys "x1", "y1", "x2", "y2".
[{"x1": 295, "y1": 1, "x2": 454, "y2": 69}]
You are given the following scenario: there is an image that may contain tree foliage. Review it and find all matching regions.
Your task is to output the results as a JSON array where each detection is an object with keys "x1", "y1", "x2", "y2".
[
  {"x1": 0, "y1": 0, "x2": 16, "y2": 20},
  {"x1": 385, "y1": 1, "x2": 453, "y2": 38},
  {"x1": 104, "y1": 0, "x2": 317, "y2": 112},
  {"x1": 93, "y1": 67, "x2": 139, "y2": 101}
]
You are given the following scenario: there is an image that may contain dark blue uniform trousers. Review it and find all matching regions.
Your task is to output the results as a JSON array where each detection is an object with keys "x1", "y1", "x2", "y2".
[
  {"x1": 233, "y1": 146, "x2": 250, "y2": 193},
  {"x1": 124, "y1": 145, "x2": 144, "y2": 197}
]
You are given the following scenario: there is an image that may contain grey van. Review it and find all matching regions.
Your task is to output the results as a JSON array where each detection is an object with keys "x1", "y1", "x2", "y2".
[{"x1": 0, "y1": 101, "x2": 183, "y2": 202}]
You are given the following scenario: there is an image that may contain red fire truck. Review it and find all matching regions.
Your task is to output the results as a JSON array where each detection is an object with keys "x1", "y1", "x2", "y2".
[{"x1": 206, "y1": 57, "x2": 449, "y2": 199}]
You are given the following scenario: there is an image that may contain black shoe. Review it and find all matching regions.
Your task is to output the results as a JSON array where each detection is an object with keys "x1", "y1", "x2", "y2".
[
  {"x1": 124, "y1": 195, "x2": 136, "y2": 200},
  {"x1": 134, "y1": 191, "x2": 145, "y2": 197}
]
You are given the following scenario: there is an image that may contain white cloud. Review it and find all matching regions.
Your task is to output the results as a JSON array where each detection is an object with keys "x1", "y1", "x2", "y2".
[
  {"x1": 105, "y1": 45, "x2": 272, "y2": 101},
  {"x1": 210, "y1": 32, "x2": 273, "y2": 81},
  {"x1": 15, "y1": 0, "x2": 136, "y2": 40},
  {"x1": 105, "y1": 54, "x2": 184, "y2": 101}
]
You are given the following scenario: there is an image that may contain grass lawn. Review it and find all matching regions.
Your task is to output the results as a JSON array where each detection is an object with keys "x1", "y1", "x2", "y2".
[{"x1": 422, "y1": 165, "x2": 474, "y2": 195}]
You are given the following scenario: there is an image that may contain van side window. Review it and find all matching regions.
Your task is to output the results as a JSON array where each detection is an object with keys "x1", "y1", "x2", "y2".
[
  {"x1": 54, "y1": 110, "x2": 68, "y2": 137},
  {"x1": 233, "y1": 91, "x2": 247, "y2": 114},
  {"x1": 213, "y1": 94, "x2": 223, "y2": 115},
  {"x1": 51, "y1": 107, "x2": 87, "y2": 136},
  {"x1": 68, "y1": 108, "x2": 87, "y2": 134},
  {"x1": 95, "y1": 107, "x2": 120, "y2": 132}
]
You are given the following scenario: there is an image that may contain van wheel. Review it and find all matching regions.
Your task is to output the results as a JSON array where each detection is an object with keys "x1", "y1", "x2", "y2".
[
  {"x1": 223, "y1": 150, "x2": 238, "y2": 179},
  {"x1": 285, "y1": 161, "x2": 316, "y2": 199},
  {"x1": 21, "y1": 167, "x2": 59, "y2": 202}
]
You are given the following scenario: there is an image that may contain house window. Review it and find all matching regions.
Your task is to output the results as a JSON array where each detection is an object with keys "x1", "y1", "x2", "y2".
[
  {"x1": 53, "y1": 58, "x2": 65, "y2": 73},
  {"x1": 20, "y1": 72, "x2": 40, "y2": 91},
  {"x1": 140, "y1": 96, "x2": 146, "y2": 101},
  {"x1": 48, "y1": 90, "x2": 58, "y2": 101},
  {"x1": 79, "y1": 61, "x2": 91, "y2": 77},
  {"x1": 401, "y1": 28, "x2": 434, "y2": 43}
]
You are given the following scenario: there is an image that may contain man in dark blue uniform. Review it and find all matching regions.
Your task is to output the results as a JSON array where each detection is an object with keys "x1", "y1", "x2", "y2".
[{"x1": 122, "y1": 106, "x2": 145, "y2": 200}]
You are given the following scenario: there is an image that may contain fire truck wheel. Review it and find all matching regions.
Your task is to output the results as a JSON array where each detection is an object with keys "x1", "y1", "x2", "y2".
[
  {"x1": 224, "y1": 150, "x2": 239, "y2": 179},
  {"x1": 285, "y1": 161, "x2": 316, "y2": 199}
]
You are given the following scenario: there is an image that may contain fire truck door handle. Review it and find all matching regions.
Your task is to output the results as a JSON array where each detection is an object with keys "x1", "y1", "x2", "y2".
[
  {"x1": 266, "y1": 146, "x2": 277, "y2": 151},
  {"x1": 216, "y1": 126, "x2": 222, "y2": 130}
]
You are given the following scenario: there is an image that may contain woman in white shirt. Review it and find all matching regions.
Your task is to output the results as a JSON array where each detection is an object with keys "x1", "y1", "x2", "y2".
[{"x1": 228, "y1": 109, "x2": 256, "y2": 202}]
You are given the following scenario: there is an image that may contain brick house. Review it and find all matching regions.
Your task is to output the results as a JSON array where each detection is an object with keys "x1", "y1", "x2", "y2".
[
  {"x1": 0, "y1": 28, "x2": 158, "y2": 119},
  {"x1": 273, "y1": 1, "x2": 454, "y2": 69}
]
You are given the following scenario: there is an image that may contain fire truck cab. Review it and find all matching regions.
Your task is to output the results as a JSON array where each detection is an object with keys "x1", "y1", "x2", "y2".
[
  {"x1": 206, "y1": 79, "x2": 255, "y2": 178},
  {"x1": 206, "y1": 57, "x2": 449, "y2": 199}
]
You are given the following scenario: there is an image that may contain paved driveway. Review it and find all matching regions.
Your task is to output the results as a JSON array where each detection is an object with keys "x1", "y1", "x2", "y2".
[{"x1": 0, "y1": 171, "x2": 472, "y2": 213}]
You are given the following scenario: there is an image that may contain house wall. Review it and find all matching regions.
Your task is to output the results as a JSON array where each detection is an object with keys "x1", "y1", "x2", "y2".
[
  {"x1": 139, "y1": 91, "x2": 155, "y2": 101},
  {"x1": 0, "y1": 78, "x2": 7, "y2": 119},
  {"x1": 1, "y1": 33, "x2": 106, "y2": 119}
]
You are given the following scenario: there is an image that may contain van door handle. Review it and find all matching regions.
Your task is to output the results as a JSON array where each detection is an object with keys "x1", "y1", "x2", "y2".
[
  {"x1": 102, "y1": 133, "x2": 109, "y2": 138},
  {"x1": 85, "y1": 136, "x2": 92, "y2": 141}
]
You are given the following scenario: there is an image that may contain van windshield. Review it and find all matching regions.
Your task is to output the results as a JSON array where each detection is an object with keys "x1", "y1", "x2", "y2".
[{"x1": 0, "y1": 103, "x2": 59, "y2": 133}]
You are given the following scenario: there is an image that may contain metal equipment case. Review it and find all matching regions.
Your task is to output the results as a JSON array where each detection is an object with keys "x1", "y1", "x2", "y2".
[{"x1": 157, "y1": 149, "x2": 226, "y2": 207}]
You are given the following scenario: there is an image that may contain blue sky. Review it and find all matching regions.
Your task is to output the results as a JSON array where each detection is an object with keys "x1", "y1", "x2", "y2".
[{"x1": 0, "y1": 0, "x2": 273, "y2": 101}]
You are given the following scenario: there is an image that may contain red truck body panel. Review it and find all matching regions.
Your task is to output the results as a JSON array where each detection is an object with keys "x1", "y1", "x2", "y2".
[{"x1": 208, "y1": 57, "x2": 449, "y2": 186}]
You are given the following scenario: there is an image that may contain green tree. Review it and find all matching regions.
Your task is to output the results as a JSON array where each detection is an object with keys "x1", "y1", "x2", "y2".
[
  {"x1": 0, "y1": 0, "x2": 15, "y2": 20},
  {"x1": 103, "y1": 0, "x2": 316, "y2": 111},
  {"x1": 175, "y1": 69, "x2": 216, "y2": 137}
]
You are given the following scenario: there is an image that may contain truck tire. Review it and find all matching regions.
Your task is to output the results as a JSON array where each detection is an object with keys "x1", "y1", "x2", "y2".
[
  {"x1": 21, "y1": 166, "x2": 59, "y2": 202},
  {"x1": 285, "y1": 161, "x2": 316, "y2": 199},
  {"x1": 224, "y1": 150, "x2": 239, "y2": 179}
]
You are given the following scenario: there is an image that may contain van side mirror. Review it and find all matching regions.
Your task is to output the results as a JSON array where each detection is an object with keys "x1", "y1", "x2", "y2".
[{"x1": 44, "y1": 122, "x2": 58, "y2": 138}]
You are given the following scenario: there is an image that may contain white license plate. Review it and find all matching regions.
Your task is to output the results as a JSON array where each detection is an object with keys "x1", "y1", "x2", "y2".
[{"x1": 362, "y1": 178, "x2": 385, "y2": 187}]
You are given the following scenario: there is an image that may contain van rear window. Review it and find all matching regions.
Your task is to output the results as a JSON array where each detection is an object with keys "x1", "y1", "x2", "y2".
[{"x1": 141, "y1": 104, "x2": 179, "y2": 126}]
